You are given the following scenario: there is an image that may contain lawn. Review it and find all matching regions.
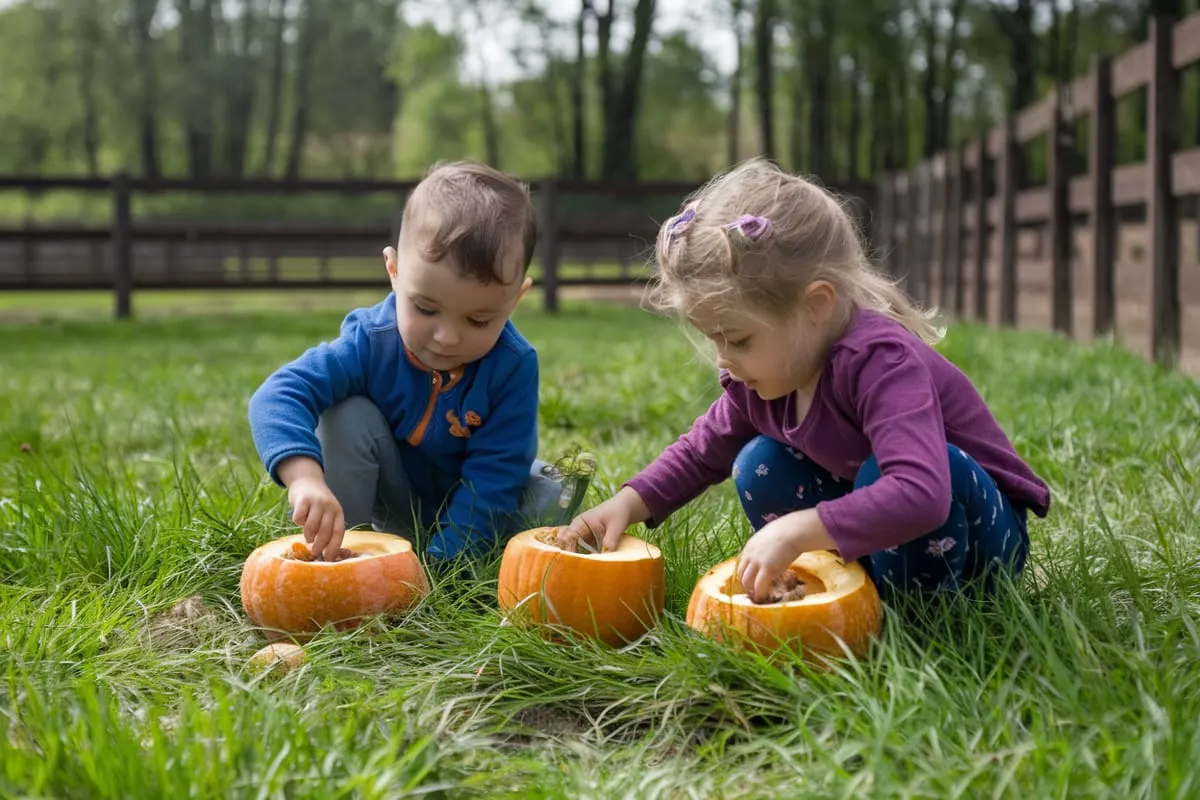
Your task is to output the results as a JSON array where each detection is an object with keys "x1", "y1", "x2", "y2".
[{"x1": 1, "y1": 296, "x2": 1199, "y2": 798}]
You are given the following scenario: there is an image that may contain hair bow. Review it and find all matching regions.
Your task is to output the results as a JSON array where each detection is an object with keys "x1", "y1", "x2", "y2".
[{"x1": 727, "y1": 214, "x2": 771, "y2": 241}]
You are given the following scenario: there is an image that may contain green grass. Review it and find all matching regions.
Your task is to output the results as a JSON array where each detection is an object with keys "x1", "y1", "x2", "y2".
[{"x1": 1, "y1": 296, "x2": 1199, "y2": 797}]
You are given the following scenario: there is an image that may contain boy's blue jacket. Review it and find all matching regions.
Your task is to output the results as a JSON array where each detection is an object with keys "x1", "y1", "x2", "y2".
[{"x1": 247, "y1": 293, "x2": 539, "y2": 561}]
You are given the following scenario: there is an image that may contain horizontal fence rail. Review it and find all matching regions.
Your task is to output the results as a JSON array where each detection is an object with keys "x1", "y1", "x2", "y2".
[{"x1": 0, "y1": 175, "x2": 874, "y2": 317}]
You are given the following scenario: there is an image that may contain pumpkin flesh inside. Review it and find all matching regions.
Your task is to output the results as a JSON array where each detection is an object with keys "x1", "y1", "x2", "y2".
[{"x1": 722, "y1": 567, "x2": 827, "y2": 604}]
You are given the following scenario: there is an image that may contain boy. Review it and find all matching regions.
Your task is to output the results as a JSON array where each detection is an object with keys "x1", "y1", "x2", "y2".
[{"x1": 248, "y1": 161, "x2": 594, "y2": 563}]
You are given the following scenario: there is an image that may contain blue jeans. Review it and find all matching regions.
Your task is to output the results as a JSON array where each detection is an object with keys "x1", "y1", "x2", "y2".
[{"x1": 732, "y1": 435, "x2": 1029, "y2": 597}]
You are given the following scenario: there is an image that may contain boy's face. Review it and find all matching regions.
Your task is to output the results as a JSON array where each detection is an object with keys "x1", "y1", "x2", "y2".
[{"x1": 384, "y1": 238, "x2": 532, "y2": 372}]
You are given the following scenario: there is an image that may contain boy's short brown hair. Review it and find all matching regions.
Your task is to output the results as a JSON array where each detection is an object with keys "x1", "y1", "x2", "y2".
[{"x1": 400, "y1": 160, "x2": 538, "y2": 285}]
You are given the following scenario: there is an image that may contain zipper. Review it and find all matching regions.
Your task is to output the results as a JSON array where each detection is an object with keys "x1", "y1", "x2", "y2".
[{"x1": 407, "y1": 370, "x2": 443, "y2": 445}]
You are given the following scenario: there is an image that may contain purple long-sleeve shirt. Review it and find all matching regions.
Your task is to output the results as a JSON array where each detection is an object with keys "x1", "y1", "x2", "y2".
[{"x1": 625, "y1": 308, "x2": 1051, "y2": 562}]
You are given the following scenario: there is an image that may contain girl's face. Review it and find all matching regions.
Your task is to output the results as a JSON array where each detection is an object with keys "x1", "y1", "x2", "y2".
[{"x1": 689, "y1": 286, "x2": 839, "y2": 400}]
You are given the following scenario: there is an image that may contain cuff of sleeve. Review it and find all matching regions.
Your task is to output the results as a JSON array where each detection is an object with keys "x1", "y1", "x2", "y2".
[
  {"x1": 622, "y1": 477, "x2": 669, "y2": 529},
  {"x1": 815, "y1": 500, "x2": 871, "y2": 564}
]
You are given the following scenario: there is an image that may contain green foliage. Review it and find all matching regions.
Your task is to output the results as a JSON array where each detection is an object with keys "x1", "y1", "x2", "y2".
[{"x1": 1, "y1": 0, "x2": 1198, "y2": 216}]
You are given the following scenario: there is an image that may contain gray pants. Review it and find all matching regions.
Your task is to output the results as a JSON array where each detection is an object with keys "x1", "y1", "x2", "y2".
[{"x1": 314, "y1": 396, "x2": 573, "y2": 542}]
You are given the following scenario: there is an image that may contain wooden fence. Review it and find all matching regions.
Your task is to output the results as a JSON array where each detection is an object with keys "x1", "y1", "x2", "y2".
[
  {"x1": 874, "y1": 11, "x2": 1200, "y2": 372},
  {"x1": 0, "y1": 173, "x2": 874, "y2": 318}
]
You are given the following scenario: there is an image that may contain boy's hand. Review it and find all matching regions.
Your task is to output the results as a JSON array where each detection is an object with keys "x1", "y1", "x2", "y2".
[
  {"x1": 736, "y1": 509, "x2": 835, "y2": 603},
  {"x1": 557, "y1": 486, "x2": 650, "y2": 553},
  {"x1": 278, "y1": 457, "x2": 346, "y2": 561}
]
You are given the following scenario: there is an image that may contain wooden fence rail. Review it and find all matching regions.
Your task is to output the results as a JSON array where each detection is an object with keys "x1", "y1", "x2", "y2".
[
  {"x1": 0, "y1": 175, "x2": 874, "y2": 318},
  {"x1": 875, "y1": 11, "x2": 1200, "y2": 371}
]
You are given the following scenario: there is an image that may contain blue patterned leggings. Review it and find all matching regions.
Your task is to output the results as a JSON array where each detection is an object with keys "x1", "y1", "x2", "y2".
[{"x1": 732, "y1": 435, "x2": 1029, "y2": 597}]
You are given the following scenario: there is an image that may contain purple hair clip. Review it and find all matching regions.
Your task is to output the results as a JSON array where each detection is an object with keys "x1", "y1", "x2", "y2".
[
  {"x1": 659, "y1": 207, "x2": 696, "y2": 255},
  {"x1": 728, "y1": 214, "x2": 771, "y2": 241},
  {"x1": 668, "y1": 207, "x2": 696, "y2": 234}
]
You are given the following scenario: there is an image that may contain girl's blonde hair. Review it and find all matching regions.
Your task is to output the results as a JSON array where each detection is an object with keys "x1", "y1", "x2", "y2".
[{"x1": 645, "y1": 158, "x2": 944, "y2": 345}]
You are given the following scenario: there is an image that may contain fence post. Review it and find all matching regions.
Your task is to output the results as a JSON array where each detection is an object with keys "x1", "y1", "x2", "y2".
[
  {"x1": 1148, "y1": 14, "x2": 1180, "y2": 366},
  {"x1": 112, "y1": 171, "x2": 133, "y2": 320},
  {"x1": 973, "y1": 137, "x2": 989, "y2": 322},
  {"x1": 1090, "y1": 54, "x2": 1115, "y2": 339},
  {"x1": 998, "y1": 118, "x2": 1018, "y2": 327},
  {"x1": 944, "y1": 148, "x2": 964, "y2": 315},
  {"x1": 1049, "y1": 88, "x2": 1073, "y2": 337},
  {"x1": 538, "y1": 178, "x2": 560, "y2": 314}
]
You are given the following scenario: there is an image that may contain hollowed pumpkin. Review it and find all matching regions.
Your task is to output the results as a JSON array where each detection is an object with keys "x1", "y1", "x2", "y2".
[
  {"x1": 247, "y1": 642, "x2": 307, "y2": 676},
  {"x1": 686, "y1": 550, "x2": 882, "y2": 661},
  {"x1": 240, "y1": 530, "x2": 429, "y2": 640},
  {"x1": 497, "y1": 527, "x2": 665, "y2": 647}
]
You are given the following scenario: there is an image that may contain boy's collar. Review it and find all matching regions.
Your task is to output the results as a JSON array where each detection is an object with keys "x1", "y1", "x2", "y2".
[{"x1": 403, "y1": 346, "x2": 464, "y2": 385}]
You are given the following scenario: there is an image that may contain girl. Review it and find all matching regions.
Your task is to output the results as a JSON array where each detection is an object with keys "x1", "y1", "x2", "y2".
[{"x1": 558, "y1": 158, "x2": 1050, "y2": 603}]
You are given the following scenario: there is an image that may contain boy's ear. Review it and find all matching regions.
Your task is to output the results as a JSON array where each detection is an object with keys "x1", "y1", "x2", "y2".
[
  {"x1": 515, "y1": 275, "x2": 533, "y2": 303},
  {"x1": 383, "y1": 246, "x2": 399, "y2": 280}
]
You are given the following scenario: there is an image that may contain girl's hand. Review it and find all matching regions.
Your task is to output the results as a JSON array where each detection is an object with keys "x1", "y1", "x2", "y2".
[
  {"x1": 556, "y1": 486, "x2": 651, "y2": 553},
  {"x1": 736, "y1": 509, "x2": 835, "y2": 603}
]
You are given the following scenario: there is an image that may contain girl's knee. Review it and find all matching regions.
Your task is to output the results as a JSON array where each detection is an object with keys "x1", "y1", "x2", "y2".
[
  {"x1": 732, "y1": 435, "x2": 788, "y2": 490},
  {"x1": 853, "y1": 454, "x2": 881, "y2": 489}
]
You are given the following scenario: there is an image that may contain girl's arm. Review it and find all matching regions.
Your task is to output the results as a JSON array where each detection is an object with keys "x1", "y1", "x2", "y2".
[{"x1": 624, "y1": 372, "x2": 758, "y2": 527}]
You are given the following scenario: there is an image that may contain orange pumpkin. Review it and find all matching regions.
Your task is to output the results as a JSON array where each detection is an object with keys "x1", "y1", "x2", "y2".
[
  {"x1": 240, "y1": 531, "x2": 429, "y2": 640},
  {"x1": 497, "y1": 527, "x2": 665, "y2": 647},
  {"x1": 686, "y1": 550, "x2": 882, "y2": 661}
]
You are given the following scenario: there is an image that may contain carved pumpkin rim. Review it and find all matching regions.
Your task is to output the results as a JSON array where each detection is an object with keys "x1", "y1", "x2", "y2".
[
  {"x1": 694, "y1": 550, "x2": 872, "y2": 608},
  {"x1": 261, "y1": 530, "x2": 418, "y2": 565},
  {"x1": 523, "y1": 526, "x2": 663, "y2": 561}
]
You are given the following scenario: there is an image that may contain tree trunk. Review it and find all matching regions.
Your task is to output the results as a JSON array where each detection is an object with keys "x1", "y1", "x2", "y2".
[
  {"x1": 284, "y1": 0, "x2": 317, "y2": 180},
  {"x1": 74, "y1": 6, "x2": 102, "y2": 175},
  {"x1": 938, "y1": 0, "x2": 967, "y2": 150},
  {"x1": 789, "y1": 69, "x2": 805, "y2": 171},
  {"x1": 1010, "y1": 0, "x2": 1036, "y2": 113},
  {"x1": 847, "y1": 63, "x2": 862, "y2": 180},
  {"x1": 259, "y1": 0, "x2": 289, "y2": 176},
  {"x1": 602, "y1": 0, "x2": 656, "y2": 181},
  {"x1": 754, "y1": 0, "x2": 777, "y2": 160},
  {"x1": 727, "y1": 0, "x2": 745, "y2": 165},
  {"x1": 177, "y1": 0, "x2": 218, "y2": 179},
  {"x1": 920, "y1": 2, "x2": 939, "y2": 157},
  {"x1": 806, "y1": 1, "x2": 834, "y2": 176},
  {"x1": 571, "y1": 0, "x2": 588, "y2": 178},
  {"x1": 595, "y1": 0, "x2": 614, "y2": 134},
  {"x1": 132, "y1": 0, "x2": 161, "y2": 177},
  {"x1": 222, "y1": 2, "x2": 258, "y2": 176}
]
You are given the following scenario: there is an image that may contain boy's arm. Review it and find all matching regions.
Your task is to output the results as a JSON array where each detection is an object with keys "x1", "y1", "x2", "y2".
[
  {"x1": 624, "y1": 371, "x2": 758, "y2": 527},
  {"x1": 248, "y1": 317, "x2": 372, "y2": 486},
  {"x1": 425, "y1": 350, "x2": 539, "y2": 561}
]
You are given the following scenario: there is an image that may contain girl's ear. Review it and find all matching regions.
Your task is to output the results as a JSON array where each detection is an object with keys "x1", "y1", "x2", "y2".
[{"x1": 802, "y1": 280, "x2": 838, "y2": 324}]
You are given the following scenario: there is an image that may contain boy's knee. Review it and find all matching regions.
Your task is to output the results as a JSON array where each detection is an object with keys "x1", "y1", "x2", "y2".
[{"x1": 317, "y1": 396, "x2": 391, "y2": 449}]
